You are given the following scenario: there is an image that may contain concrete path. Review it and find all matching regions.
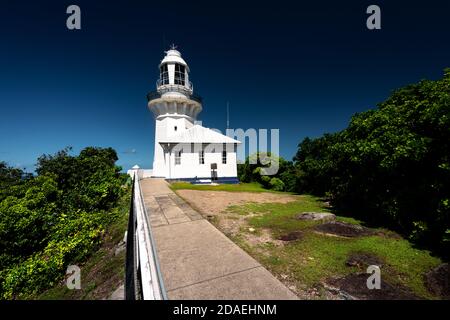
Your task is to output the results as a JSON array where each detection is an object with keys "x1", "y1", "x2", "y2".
[
  {"x1": 107, "y1": 284, "x2": 124, "y2": 300},
  {"x1": 140, "y1": 178, "x2": 298, "y2": 300}
]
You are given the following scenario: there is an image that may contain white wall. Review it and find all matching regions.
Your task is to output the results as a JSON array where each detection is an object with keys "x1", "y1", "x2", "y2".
[
  {"x1": 165, "y1": 143, "x2": 238, "y2": 179},
  {"x1": 152, "y1": 116, "x2": 194, "y2": 177}
]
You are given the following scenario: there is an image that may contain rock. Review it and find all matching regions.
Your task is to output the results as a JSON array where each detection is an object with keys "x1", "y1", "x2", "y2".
[
  {"x1": 296, "y1": 212, "x2": 336, "y2": 222},
  {"x1": 322, "y1": 283, "x2": 356, "y2": 300},
  {"x1": 326, "y1": 273, "x2": 420, "y2": 300},
  {"x1": 277, "y1": 231, "x2": 303, "y2": 241},
  {"x1": 346, "y1": 252, "x2": 384, "y2": 269},
  {"x1": 425, "y1": 263, "x2": 449, "y2": 298},
  {"x1": 314, "y1": 221, "x2": 374, "y2": 238}
]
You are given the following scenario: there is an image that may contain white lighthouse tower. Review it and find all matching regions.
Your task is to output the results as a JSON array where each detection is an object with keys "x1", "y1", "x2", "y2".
[{"x1": 147, "y1": 47, "x2": 240, "y2": 183}]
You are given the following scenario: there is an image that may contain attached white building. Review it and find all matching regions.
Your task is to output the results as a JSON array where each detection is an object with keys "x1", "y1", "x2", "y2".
[{"x1": 147, "y1": 48, "x2": 240, "y2": 183}]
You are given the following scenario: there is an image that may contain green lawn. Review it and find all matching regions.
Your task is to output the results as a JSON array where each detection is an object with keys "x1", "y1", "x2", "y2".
[
  {"x1": 170, "y1": 181, "x2": 289, "y2": 193},
  {"x1": 224, "y1": 195, "x2": 442, "y2": 299}
]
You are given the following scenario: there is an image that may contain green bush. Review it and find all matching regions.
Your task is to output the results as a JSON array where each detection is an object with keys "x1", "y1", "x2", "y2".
[
  {"x1": 293, "y1": 69, "x2": 450, "y2": 258},
  {"x1": 238, "y1": 152, "x2": 296, "y2": 192},
  {"x1": 269, "y1": 177, "x2": 285, "y2": 191},
  {"x1": 0, "y1": 147, "x2": 128, "y2": 299}
]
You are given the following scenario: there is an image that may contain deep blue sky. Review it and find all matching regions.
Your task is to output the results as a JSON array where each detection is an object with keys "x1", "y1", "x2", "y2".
[{"x1": 1, "y1": 1, "x2": 449, "y2": 171}]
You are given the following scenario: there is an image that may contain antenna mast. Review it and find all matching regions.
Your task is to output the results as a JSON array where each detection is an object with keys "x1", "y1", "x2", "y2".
[{"x1": 226, "y1": 102, "x2": 230, "y2": 129}]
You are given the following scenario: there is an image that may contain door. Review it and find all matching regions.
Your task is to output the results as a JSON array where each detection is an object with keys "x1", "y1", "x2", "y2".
[{"x1": 210, "y1": 163, "x2": 218, "y2": 181}]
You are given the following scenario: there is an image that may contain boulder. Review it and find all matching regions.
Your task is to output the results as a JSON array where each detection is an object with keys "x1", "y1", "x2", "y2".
[
  {"x1": 346, "y1": 252, "x2": 384, "y2": 269},
  {"x1": 425, "y1": 263, "x2": 449, "y2": 298},
  {"x1": 296, "y1": 212, "x2": 336, "y2": 222},
  {"x1": 326, "y1": 273, "x2": 420, "y2": 300},
  {"x1": 314, "y1": 221, "x2": 373, "y2": 238}
]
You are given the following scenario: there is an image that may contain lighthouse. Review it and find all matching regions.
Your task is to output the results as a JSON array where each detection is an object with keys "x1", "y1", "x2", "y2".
[{"x1": 147, "y1": 48, "x2": 240, "y2": 183}]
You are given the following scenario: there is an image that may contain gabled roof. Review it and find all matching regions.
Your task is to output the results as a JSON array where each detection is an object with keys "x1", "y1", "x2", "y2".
[{"x1": 159, "y1": 125, "x2": 241, "y2": 144}]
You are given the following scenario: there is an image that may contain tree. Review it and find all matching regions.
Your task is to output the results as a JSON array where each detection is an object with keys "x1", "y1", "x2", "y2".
[
  {"x1": 293, "y1": 69, "x2": 450, "y2": 257},
  {"x1": 0, "y1": 162, "x2": 32, "y2": 202},
  {"x1": 0, "y1": 147, "x2": 128, "y2": 298},
  {"x1": 238, "y1": 152, "x2": 297, "y2": 192},
  {"x1": 36, "y1": 147, "x2": 123, "y2": 211}
]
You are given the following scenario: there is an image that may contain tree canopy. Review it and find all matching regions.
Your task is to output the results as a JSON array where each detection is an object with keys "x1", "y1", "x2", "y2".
[
  {"x1": 0, "y1": 147, "x2": 128, "y2": 299},
  {"x1": 238, "y1": 69, "x2": 449, "y2": 257},
  {"x1": 294, "y1": 69, "x2": 450, "y2": 257}
]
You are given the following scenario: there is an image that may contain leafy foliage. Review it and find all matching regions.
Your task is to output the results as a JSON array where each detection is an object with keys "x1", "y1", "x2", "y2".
[
  {"x1": 293, "y1": 69, "x2": 450, "y2": 257},
  {"x1": 0, "y1": 147, "x2": 128, "y2": 299},
  {"x1": 238, "y1": 152, "x2": 297, "y2": 192},
  {"x1": 0, "y1": 162, "x2": 32, "y2": 202}
]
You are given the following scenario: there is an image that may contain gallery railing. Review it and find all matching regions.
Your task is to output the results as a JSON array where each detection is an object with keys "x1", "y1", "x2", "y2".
[
  {"x1": 146, "y1": 89, "x2": 203, "y2": 104},
  {"x1": 125, "y1": 173, "x2": 167, "y2": 300}
]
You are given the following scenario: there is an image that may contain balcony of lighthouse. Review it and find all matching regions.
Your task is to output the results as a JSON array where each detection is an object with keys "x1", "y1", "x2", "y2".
[
  {"x1": 147, "y1": 86, "x2": 203, "y2": 120},
  {"x1": 146, "y1": 84, "x2": 203, "y2": 105}
]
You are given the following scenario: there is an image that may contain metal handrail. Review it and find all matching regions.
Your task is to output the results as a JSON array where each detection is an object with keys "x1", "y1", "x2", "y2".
[
  {"x1": 125, "y1": 177, "x2": 139, "y2": 299},
  {"x1": 125, "y1": 173, "x2": 167, "y2": 300},
  {"x1": 137, "y1": 175, "x2": 168, "y2": 300},
  {"x1": 157, "y1": 79, "x2": 193, "y2": 90}
]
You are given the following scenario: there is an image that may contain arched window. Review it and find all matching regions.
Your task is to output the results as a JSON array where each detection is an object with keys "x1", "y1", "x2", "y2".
[{"x1": 174, "y1": 64, "x2": 185, "y2": 85}]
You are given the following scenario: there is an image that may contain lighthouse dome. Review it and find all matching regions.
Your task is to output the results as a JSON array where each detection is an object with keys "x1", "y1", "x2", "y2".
[{"x1": 160, "y1": 49, "x2": 189, "y2": 70}]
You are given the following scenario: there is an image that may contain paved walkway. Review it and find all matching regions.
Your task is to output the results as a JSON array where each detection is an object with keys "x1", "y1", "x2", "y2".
[{"x1": 141, "y1": 178, "x2": 298, "y2": 300}]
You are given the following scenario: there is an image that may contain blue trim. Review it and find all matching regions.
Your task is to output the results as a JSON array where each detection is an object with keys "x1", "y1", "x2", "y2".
[{"x1": 166, "y1": 176, "x2": 240, "y2": 184}]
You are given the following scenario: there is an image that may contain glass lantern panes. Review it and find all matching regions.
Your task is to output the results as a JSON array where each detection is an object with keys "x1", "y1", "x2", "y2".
[{"x1": 174, "y1": 64, "x2": 185, "y2": 85}]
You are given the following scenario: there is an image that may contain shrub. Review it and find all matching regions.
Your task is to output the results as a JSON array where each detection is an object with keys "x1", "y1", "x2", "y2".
[
  {"x1": 0, "y1": 147, "x2": 128, "y2": 299},
  {"x1": 293, "y1": 69, "x2": 450, "y2": 258},
  {"x1": 269, "y1": 177, "x2": 285, "y2": 191},
  {"x1": 238, "y1": 152, "x2": 295, "y2": 192}
]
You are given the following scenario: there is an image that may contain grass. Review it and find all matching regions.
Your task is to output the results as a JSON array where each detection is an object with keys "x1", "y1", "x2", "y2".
[
  {"x1": 34, "y1": 189, "x2": 131, "y2": 300},
  {"x1": 170, "y1": 181, "x2": 290, "y2": 193},
  {"x1": 237, "y1": 195, "x2": 361, "y2": 236},
  {"x1": 223, "y1": 196, "x2": 442, "y2": 299}
]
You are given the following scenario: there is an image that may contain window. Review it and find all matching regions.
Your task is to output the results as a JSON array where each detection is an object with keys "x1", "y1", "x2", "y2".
[
  {"x1": 175, "y1": 150, "x2": 182, "y2": 165},
  {"x1": 199, "y1": 151, "x2": 204, "y2": 164},
  {"x1": 174, "y1": 63, "x2": 185, "y2": 85},
  {"x1": 174, "y1": 126, "x2": 177, "y2": 131},
  {"x1": 160, "y1": 64, "x2": 169, "y2": 85},
  {"x1": 222, "y1": 150, "x2": 227, "y2": 164}
]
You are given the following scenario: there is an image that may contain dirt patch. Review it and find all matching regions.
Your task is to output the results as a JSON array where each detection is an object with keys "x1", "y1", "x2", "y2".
[
  {"x1": 346, "y1": 252, "x2": 384, "y2": 269},
  {"x1": 278, "y1": 231, "x2": 304, "y2": 241},
  {"x1": 314, "y1": 221, "x2": 374, "y2": 238},
  {"x1": 326, "y1": 273, "x2": 420, "y2": 300},
  {"x1": 243, "y1": 228, "x2": 284, "y2": 247},
  {"x1": 425, "y1": 263, "x2": 449, "y2": 298},
  {"x1": 176, "y1": 190, "x2": 299, "y2": 217},
  {"x1": 176, "y1": 189, "x2": 300, "y2": 239}
]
